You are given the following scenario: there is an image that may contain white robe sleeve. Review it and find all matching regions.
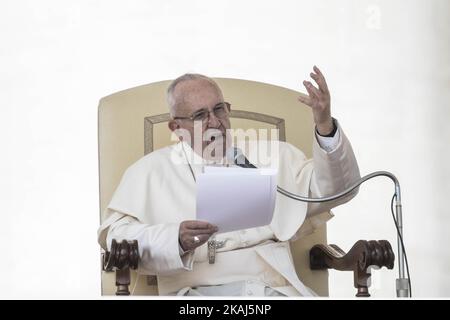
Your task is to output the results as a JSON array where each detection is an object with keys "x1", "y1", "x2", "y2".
[
  {"x1": 277, "y1": 122, "x2": 360, "y2": 240},
  {"x1": 306, "y1": 120, "x2": 361, "y2": 217},
  {"x1": 104, "y1": 213, "x2": 195, "y2": 276}
]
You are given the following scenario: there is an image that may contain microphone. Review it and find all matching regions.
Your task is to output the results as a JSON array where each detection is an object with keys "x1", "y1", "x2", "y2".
[
  {"x1": 226, "y1": 147, "x2": 257, "y2": 169},
  {"x1": 226, "y1": 146, "x2": 411, "y2": 297}
]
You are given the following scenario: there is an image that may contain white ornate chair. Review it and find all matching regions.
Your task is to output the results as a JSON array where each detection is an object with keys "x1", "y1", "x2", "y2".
[{"x1": 98, "y1": 78, "x2": 394, "y2": 297}]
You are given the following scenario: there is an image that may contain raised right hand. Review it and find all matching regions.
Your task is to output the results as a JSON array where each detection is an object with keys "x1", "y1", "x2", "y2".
[{"x1": 179, "y1": 220, "x2": 218, "y2": 252}]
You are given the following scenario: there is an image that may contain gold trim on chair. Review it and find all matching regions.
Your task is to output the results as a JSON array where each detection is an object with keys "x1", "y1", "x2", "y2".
[{"x1": 144, "y1": 110, "x2": 286, "y2": 154}]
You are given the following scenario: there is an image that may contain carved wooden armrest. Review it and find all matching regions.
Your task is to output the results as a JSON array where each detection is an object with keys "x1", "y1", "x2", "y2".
[
  {"x1": 102, "y1": 239, "x2": 139, "y2": 295},
  {"x1": 310, "y1": 240, "x2": 395, "y2": 297}
]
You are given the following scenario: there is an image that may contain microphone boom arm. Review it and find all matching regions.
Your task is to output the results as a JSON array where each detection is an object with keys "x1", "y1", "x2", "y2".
[{"x1": 276, "y1": 170, "x2": 410, "y2": 298}]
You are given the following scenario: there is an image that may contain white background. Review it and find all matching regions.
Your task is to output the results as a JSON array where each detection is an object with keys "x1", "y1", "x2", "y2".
[{"x1": 0, "y1": 0, "x2": 449, "y2": 298}]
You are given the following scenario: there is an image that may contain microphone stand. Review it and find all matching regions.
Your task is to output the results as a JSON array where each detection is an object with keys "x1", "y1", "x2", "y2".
[
  {"x1": 275, "y1": 171, "x2": 409, "y2": 297},
  {"x1": 240, "y1": 158, "x2": 410, "y2": 297}
]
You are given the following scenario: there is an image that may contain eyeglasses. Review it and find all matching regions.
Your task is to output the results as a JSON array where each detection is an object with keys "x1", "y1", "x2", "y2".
[{"x1": 173, "y1": 102, "x2": 231, "y2": 123}]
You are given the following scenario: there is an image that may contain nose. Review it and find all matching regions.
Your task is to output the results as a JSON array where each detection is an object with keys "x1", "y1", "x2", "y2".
[{"x1": 207, "y1": 110, "x2": 220, "y2": 128}]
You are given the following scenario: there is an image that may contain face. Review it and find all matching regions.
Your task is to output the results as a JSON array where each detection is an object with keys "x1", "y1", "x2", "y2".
[{"x1": 168, "y1": 79, "x2": 231, "y2": 159}]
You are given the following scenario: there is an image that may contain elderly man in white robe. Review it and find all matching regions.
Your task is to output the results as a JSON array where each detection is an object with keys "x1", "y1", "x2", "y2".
[{"x1": 98, "y1": 66, "x2": 360, "y2": 296}]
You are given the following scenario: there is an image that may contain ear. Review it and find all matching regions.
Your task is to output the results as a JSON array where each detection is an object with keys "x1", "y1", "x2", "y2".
[
  {"x1": 168, "y1": 119, "x2": 179, "y2": 132},
  {"x1": 168, "y1": 120, "x2": 184, "y2": 141}
]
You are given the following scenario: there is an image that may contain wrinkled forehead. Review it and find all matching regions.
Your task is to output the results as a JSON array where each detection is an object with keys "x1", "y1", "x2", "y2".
[{"x1": 174, "y1": 79, "x2": 223, "y2": 113}]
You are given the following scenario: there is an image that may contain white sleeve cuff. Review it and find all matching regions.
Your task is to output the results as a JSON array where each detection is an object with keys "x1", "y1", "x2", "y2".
[
  {"x1": 315, "y1": 126, "x2": 340, "y2": 153},
  {"x1": 141, "y1": 222, "x2": 194, "y2": 274}
]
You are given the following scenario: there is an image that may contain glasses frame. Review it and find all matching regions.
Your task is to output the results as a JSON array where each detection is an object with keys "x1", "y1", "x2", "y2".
[{"x1": 173, "y1": 102, "x2": 231, "y2": 122}]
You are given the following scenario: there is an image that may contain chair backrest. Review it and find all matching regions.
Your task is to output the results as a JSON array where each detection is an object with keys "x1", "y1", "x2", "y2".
[{"x1": 98, "y1": 78, "x2": 329, "y2": 296}]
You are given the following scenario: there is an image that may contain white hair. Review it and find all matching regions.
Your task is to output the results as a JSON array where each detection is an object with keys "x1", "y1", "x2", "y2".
[{"x1": 167, "y1": 73, "x2": 221, "y2": 116}]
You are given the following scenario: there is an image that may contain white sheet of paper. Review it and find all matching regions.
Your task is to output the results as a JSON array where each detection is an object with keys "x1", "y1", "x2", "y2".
[{"x1": 196, "y1": 166, "x2": 277, "y2": 234}]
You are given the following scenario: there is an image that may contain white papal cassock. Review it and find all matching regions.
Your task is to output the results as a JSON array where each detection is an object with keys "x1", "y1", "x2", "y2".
[{"x1": 98, "y1": 120, "x2": 360, "y2": 296}]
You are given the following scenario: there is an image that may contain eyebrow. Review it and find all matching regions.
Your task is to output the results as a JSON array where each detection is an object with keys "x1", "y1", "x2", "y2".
[{"x1": 192, "y1": 103, "x2": 223, "y2": 113}]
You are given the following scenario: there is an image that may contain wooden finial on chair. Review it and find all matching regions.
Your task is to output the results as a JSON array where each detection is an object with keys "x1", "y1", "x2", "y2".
[
  {"x1": 103, "y1": 239, "x2": 139, "y2": 295},
  {"x1": 310, "y1": 240, "x2": 395, "y2": 297}
]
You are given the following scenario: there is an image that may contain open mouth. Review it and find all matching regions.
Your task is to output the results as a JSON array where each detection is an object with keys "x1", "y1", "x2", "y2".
[
  {"x1": 206, "y1": 132, "x2": 224, "y2": 145},
  {"x1": 207, "y1": 136, "x2": 218, "y2": 145},
  {"x1": 203, "y1": 126, "x2": 227, "y2": 147},
  {"x1": 211, "y1": 134, "x2": 224, "y2": 141}
]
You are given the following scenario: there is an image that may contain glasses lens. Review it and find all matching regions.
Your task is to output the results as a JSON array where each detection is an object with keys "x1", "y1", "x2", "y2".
[
  {"x1": 213, "y1": 103, "x2": 229, "y2": 119},
  {"x1": 192, "y1": 110, "x2": 208, "y2": 122}
]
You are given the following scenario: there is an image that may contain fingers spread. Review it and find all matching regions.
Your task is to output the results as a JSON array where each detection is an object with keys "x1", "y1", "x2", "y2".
[
  {"x1": 313, "y1": 65, "x2": 322, "y2": 76},
  {"x1": 310, "y1": 73, "x2": 321, "y2": 92},
  {"x1": 297, "y1": 95, "x2": 312, "y2": 106},
  {"x1": 306, "y1": 81, "x2": 321, "y2": 98},
  {"x1": 312, "y1": 66, "x2": 329, "y2": 94},
  {"x1": 303, "y1": 81, "x2": 321, "y2": 100}
]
